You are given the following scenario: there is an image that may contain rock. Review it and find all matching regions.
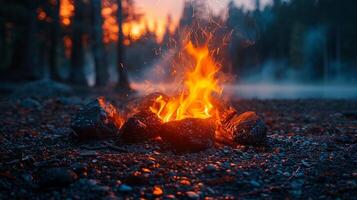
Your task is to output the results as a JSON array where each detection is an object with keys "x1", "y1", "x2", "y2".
[
  {"x1": 21, "y1": 173, "x2": 33, "y2": 185},
  {"x1": 186, "y1": 191, "x2": 199, "y2": 199},
  {"x1": 301, "y1": 160, "x2": 311, "y2": 167},
  {"x1": 343, "y1": 112, "x2": 357, "y2": 120},
  {"x1": 205, "y1": 164, "x2": 218, "y2": 172},
  {"x1": 20, "y1": 98, "x2": 42, "y2": 110},
  {"x1": 123, "y1": 173, "x2": 148, "y2": 185},
  {"x1": 334, "y1": 135, "x2": 356, "y2": 144},
  {"x1": 58, "y1": 96, "x2": 82, "y2": 105},
  {"x1": 250, "y1": 180, "x2": 261, "y2": 187},
  {"x1": 159, "y1": 118, "x2": 215, "y2": 152},
  {"x1": 71, "y1": 162, "x2": 88, "y2": 174},
  {"x1": 38, "y1": 167, "x2": 78, "y2": 188},
  {"x1": 283, "y1": 172, "x2": 291, "y2": 177},
  {"x1": 91, "y1": 185, "x2": 110, "y2": 192},
  {"x1": 71, "y1": 97, "x2": 124, "y2": 141},
  {"x1": 102, "y1": 194, "x2": 120, "y2": 200},
  {"x1": 290, "y1": 179, "x2": 304, "y2": 198},
  {"x1": 221, "y1": 110, "x2": 267, "y2": 146},
  {"x1": 118, "y1": 184, "x2": 133, "y2": 192},
  {"x1": 120, "y1": 111, "x2": 162, "y2": 143},
  {"x1": 10, "y1": 80, "x2": 72, "y2": 99}
]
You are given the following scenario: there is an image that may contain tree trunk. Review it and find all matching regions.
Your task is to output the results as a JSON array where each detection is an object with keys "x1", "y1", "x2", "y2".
[
  {"x1": 24, "y1": 4, "x2": 38, "y2": 78},
  {"x1": 90, "y1": 0, "x2": 108, "y2": 86},
  {"x1": 49, "y1": 0, "x2": 61, "y2": 81},
  {"x1": 323, "y1": 35, "x2": 329, "y2": 83},
  {"x1": 70, "y1": 0, "x2": 87, "y2": 85},
  {"x1": 0, "y1": 19, "x2": 6, "y2": 68},
  {"x1": 335, "y1": 27, "x2": 341, "y2": 77},
  {"x1": 116, "y1": 0, "x2": 131, "y2": 92},
  {"x1": 8, "y1": 4, "x2": 38, "y2": 80}
]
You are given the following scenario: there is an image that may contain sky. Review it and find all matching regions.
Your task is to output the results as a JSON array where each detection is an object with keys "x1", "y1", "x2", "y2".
[
  {"x1": 135, "y1": 0, "x2": 273, "y2": 24},
  {"x1": 133, "y1": 0, "x2": 272, "y2": 39}
]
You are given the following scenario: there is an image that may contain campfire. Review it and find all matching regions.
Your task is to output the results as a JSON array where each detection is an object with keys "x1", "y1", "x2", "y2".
[
  {"x1": 149, "y1": 41, "x2": 221, "y2": 123},
  {"x1": 71, "y1": 41, "x2": 267, "y2": 152}
]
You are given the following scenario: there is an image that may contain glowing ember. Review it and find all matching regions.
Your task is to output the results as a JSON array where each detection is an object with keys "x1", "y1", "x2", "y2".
[
  {"x1": 98, "y1": 97, "x2": 125, "y2": 129},
  {"x1": 150, "y1": 41, "x2": 222, "y2": 122}
]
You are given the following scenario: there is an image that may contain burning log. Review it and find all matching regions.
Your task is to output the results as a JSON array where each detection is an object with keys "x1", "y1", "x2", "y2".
[
  {"x1": 219, "y1": 109, "x2": 267, "y2": 146},
  {"x1": 159, "y1": 118, "x2": 215, "y2": 152},
  {"x1": 134, "y1": 92, "x2": 169, "y2": 112},
  {"x1": 71, "y1": 97, "x2": 124, "y2": 141},
  {"x1": 119, "y1": 111, "x2": 162, "y2": 143}
]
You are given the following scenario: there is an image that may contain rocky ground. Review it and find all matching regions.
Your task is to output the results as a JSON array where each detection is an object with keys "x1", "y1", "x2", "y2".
[{"x1": 0, "y1": 83, "x2": 356, "y2": 199}]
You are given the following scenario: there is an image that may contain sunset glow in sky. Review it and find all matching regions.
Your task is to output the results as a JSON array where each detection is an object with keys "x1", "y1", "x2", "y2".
[
  {"x1": 135, "y1": 0, "x2": 273, "y2": 40},
  {"x1": 58, "y1": 0, "x2": 273, "y2": 44}
]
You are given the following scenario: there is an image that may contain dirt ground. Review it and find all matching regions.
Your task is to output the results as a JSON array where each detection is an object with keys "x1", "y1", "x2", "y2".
[{"x1": 0, "y1": 94, "x2": 356, "y2": 199}]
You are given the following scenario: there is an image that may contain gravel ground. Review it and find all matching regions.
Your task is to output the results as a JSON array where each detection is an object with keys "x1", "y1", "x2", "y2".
[{"x1": 0, "y1": 96, "x2": 356, "y2": 199}]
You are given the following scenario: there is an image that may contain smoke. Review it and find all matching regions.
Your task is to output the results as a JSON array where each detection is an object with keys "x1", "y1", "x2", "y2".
[{"x1": 130, "y1": 48, "x2": 180, "y2": 95}]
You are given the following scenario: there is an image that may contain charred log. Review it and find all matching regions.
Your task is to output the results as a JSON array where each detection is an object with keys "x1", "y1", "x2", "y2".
[
  {"x1": 160, "y1": 118, "x2": 215, "y2": 152},
  {"x1": 133, "y1": 92, "x2": 169, "y2": 112},
  {"x1": 71, "y1": 97, "x2": 123, "y2": 141},
  {"x1": 120, "y1": 111, "x2": 162, "y2": 143},
  {"x1": 220, "y1": 109, "x2": 267, "y2": 146}
]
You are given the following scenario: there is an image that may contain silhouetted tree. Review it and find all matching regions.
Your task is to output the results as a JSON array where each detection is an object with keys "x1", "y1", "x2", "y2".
[
  {"x1": 90, "y1": 0, "x2": 108, "y2": 86},
  {"x1": 49, "y1": 0, "x2": 61, "y2": 81},
  {"x1": 4, "y1": 1, "x2": 40, "y2": 80},
  {"x1": 69, "y1": 0, "x2": 86, "y2": 85},
  {"x1": 116, "y1": 0, "x2": 131, "y2": 92}
]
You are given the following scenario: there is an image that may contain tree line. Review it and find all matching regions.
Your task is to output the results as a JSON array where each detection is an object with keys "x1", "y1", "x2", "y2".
[
  {"x1": 1, "y1": 0, "x2": 356, "y2": 87},
  {"x1": 0, "y1": 0, "x2": 137, "y2": 92}
]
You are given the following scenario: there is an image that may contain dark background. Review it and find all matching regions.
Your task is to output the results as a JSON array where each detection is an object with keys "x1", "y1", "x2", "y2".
[{"x1": 0, "y1": 0, "x2": 356, "y2": 92}]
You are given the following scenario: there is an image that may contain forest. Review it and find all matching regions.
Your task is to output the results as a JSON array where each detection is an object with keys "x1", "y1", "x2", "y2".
[
  {"x1": 1, "y1": 0, "x2": 356, "y2": 90},
  {"x1": 0, "y1": 1, "x2": 356, "y2": 199}
]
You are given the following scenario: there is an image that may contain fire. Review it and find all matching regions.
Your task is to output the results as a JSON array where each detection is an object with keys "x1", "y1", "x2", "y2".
[
  {"x1": 98, "y1": 97, "x2": 125, "y2": 128},
  {"x1": 150, "y1": 41, "x2": 222, "y2": 122}
]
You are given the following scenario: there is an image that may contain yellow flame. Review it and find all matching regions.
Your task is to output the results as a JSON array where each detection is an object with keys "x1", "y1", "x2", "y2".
[{"x1": 150, "y1": 41, "x2": 222, "y2": 122}]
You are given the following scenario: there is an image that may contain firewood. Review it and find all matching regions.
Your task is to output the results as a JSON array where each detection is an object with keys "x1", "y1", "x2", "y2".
[
  {"x1": 219, "y1": 108, "x2": 267, "y2": 146},
  {"x1": 71, "y1": 97, "x2": 123, "y2": 141},
  {"x1": 119, "y1": 111, "x2": 162, "y2": 143},
  {"x1": 159, "y1": 118, "x2": 215, "y2": 152}
]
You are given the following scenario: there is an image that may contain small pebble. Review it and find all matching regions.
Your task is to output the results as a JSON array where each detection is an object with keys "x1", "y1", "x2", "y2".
[
  {"x1": 118, "y1": 184, "x2": 133, "y2": 192},
  {"x1": 206, "y1": 164, "x2": 217, "y2": 172},
  {"x1": 250, "y1": 180, "x2": 261, "y2": 187},
  {"x1": 186, "y1": 191, "x2": 199, "y2": 199}
]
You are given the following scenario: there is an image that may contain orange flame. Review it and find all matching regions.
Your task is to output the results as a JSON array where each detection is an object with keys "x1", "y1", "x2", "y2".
[
  {"x1": 150, "y1": 41, "x2": 222, "y2": 122},
  {"x1": 98, "y1": 97, "x2": 125, "y2": 128}
]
